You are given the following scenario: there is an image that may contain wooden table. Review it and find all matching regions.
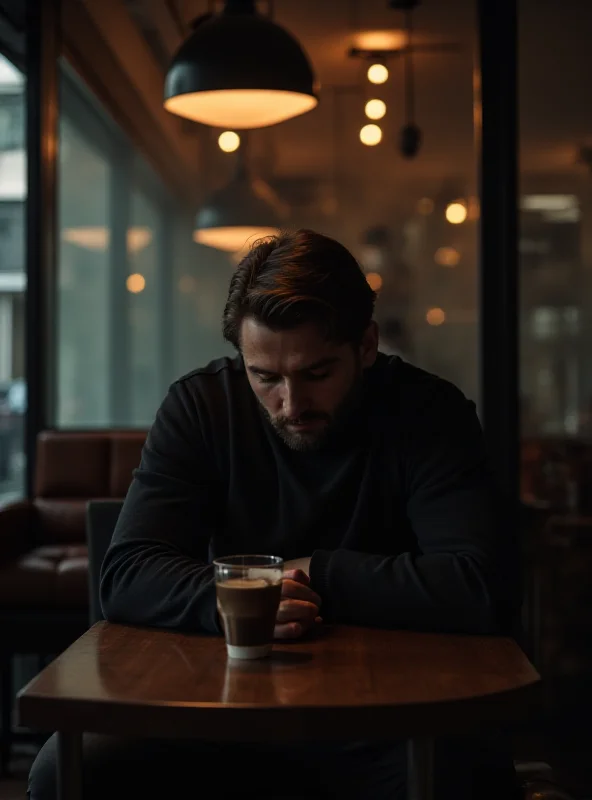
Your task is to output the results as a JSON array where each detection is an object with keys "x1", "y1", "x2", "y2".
[{"x1": 18, "y1": 622, "x2": 541, "y2": 800}]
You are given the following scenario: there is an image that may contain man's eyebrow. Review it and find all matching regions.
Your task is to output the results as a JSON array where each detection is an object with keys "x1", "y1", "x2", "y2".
[{"x1": 247, "y1": 356, "x2": 339, "y2": 375}]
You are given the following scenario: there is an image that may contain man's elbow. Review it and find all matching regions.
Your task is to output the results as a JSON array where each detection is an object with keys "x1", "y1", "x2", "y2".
[
  {"x1": 99, "y1": 556, "x2": 132, "y2": 624},
  {"x1": 459, "y1": 554, "x2": 519, "y2": 636}
]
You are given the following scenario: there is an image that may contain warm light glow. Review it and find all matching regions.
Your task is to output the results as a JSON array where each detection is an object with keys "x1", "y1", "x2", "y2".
[
  {"x1": 417, "y1": 198, "x2": 434, "y2": 215},
  {"x1": 434, "y1": 247, "x2": 460, "y2": 267},
  {"x1": 178, "y1": 275, "x2": 198, "y2": 294},
  {"x1": 367, "y1": 64, "x2": 389, "y2": 85},
  {"x1": 218, "y1": 131, "x2": 240, "y2": 153},
  {"x1": 194, "y1": 226, "x2": 279, "y2": 253},
  {"x1": 127, "y1": 229, "x2": 153, "y2": 254},
  {"x1": 353, "y1": 30, "x2": 407, "y2": 51},
  {"x1": 126, "y1": 273, "x2": 146, "y2": 294},
  {"x1": 360, "y1": 124, "x2": 382, "y2": 146},
  {"x1": 445, "y1": 202, "x2": 468, "y2": 224},
  {"x1": 426, "y1": 307, "x2": 446, "y2": 326},
  {"x1": 467, "y1": 196, "x2": 480, "y2": 221},
  {"x1": 366, "y1": 272, "x2": 383, "y2": 292},
  {"x1": 164, "y1": 89, "x2": 317, "y2": 129},
  {"x1": 365, "y1": 99, "x2": 386, "y2": 120},
  {"x1": 62, "y1": 227, "x2": 153, "y2": 253}
]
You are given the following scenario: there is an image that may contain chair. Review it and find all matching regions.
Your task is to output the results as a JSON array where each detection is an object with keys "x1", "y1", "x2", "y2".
[
  {"x1": 0, "y1": 431, "x2": 146, "y2": 774},
  {"x1": 86, "y1": 500, "x2": 124, "y2": 625}
]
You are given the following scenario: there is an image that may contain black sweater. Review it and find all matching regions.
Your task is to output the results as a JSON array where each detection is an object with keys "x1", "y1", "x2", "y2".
[{"x1": 100, "y1": 354, "x2": 521, "y2": 636}]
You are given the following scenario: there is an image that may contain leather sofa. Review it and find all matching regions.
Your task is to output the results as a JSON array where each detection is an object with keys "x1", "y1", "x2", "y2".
[{"x1": 0, "y1": 430, "x2": 146, "y2": 774}]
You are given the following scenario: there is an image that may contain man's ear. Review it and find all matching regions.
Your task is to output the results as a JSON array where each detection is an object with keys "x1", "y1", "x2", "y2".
[{"x1": 360, "y1": 322, "x2": 379, "y2": 369}]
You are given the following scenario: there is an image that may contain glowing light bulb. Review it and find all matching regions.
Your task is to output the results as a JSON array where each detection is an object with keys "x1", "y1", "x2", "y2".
[
  {"x1": 126, "y1": 273, "x2": 146, "y2": 294},
  {"x1": 426, "y1": 308, "x2": 446, "y2": 326},
  {"x1": 445, "y1": 202, "x2": 468, "y2": 224},
  {"x1": 434, "y1": 247, "x2": 460, "y2": 267},
  {"x1": 218, "y1": 131, "x2": 240, "y2": 153},
  {"x1": 365, "y1": 99, "x2": 386, "y2": 120},
  {"x1": 367, "y1": 63, "x2": 389, "y2": 85},
  {"x1": 366, "y1": 272, "x2": 383, "y2": 291},
  {"x1": 360, "y1": 124, "x2": 382, "y2": 146}
]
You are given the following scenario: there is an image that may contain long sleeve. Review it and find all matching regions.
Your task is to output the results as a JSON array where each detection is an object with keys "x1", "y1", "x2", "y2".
[
  {"x1": 100, "y1": 380, "x2": 223, "y2": 634},
  {"x1": 310, "y1": 384, "x2": 522, "y2": 635}
]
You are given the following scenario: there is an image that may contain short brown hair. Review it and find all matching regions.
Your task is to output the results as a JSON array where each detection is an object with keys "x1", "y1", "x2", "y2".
[{"x1": 222, "y1": 229, "x2": 376, "y2": 349}]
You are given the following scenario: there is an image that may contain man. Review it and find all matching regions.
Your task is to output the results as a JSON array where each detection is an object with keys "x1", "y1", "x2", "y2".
[{"x1": 29, "y1": 229, "x2": 521, "y2": 799}]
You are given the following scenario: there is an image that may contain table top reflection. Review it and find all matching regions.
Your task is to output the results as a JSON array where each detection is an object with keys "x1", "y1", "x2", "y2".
[{"x1": 18, "y1": 622, "x2": 541, "y2": 743}]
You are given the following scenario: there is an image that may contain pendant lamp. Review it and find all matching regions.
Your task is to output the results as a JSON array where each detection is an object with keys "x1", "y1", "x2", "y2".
[
  {"x1": 193, "y1": 146, "x2": 283, "y2": 253},
  {"x1": 164, "y1": 0, "x2": 318, "y2": 129}
]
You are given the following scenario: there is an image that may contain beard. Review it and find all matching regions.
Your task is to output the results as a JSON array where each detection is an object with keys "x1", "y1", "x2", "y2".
[{"x1": 260, "y1": 368, "x2": 364, "y2": 453}]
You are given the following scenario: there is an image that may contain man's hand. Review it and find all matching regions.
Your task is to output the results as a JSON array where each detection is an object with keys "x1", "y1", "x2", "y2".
[
  {"x1": 274, "y1": 568, "x2": 321, "y2": 640},
  {"x1": 283, "y1": 557, "x2": 312, "y2": 577}
]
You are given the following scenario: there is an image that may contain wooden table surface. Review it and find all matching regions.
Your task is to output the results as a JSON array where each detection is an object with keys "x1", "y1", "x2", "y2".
[{"x1": 18, "y1": 622, "x2": 541, "y2": 743}]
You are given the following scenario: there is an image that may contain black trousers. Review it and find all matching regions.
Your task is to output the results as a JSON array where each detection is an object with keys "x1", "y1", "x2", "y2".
[{"x1": 28, "y1": 732, "x2": 519, "y2": 800}]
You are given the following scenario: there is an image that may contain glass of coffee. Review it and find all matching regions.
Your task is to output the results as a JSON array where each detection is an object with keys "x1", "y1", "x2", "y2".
[{"x1": 214, "y1": 555, "x2": 283, "y2": 660}]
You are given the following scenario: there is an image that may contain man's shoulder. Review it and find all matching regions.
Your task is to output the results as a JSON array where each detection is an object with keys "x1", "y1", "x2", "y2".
[
  {"x1": 372, "y1": 355, "x2": 474, "y2": 424},
  {"x1": 376, "y1": 354, "x2": 466, "y2": 399},
  {"x1": 173, "y1": 356, "x2": 246, "y2": 395}
]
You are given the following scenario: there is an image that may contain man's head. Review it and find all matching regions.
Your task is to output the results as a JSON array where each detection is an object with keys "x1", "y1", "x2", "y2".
[{"x1": 223, "y1": 229, "x2": 378, "y2": 451}]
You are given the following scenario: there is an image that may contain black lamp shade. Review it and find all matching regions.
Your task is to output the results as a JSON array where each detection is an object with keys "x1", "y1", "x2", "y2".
[
  {"x1": 164, "y1": 10, "x2": 319, "y2": 129},
  {"x1": 194, "y1": 166, "x2": 283, "y2": 252}
]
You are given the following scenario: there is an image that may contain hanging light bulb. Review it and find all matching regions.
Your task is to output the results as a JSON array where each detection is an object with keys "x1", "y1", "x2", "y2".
[
  {"x1": 445, "y1": 202, "x2": 468, "y2": 224},
  {"x1": 365, "y1": 99, "x2": 386, "y2": 120},
  {"x1": 360, "y1": 124, "x2": 382, "y2": 146},
  {"x1": 426, "y1": 308, "x2": 446, "y2": 326},
  {"x1": 126, "y1": 274, "x2": 146, "y2": 294},
  {"x1": 367, "y1": 63, "x2": 389, "y2": 85},
  {"x1": 218, "y1": 131, "x2": 240, "y2": 152},
  {"x1": 164, "y1": 1, "x2": 318, "y2": 129},
  {"x1": 366, "y1": 272, "x2": 383, "y2": 291}
]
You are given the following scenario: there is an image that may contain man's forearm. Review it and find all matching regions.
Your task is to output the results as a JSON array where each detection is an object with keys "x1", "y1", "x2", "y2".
[
  {"x1": 310, "y1": 548, "x2": 512, "y2": 635},
  {"x1": 100, "y1": 540, "x2": 221, "y2": 634}
]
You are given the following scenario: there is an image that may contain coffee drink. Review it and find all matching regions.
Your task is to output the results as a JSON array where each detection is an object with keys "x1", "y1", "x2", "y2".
[{"x1": 216, "y1": 577, "x2": 282, "y2": 660}]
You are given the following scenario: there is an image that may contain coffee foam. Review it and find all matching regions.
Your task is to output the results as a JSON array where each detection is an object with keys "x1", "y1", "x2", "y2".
[{"x1": 221, "y1": 578, "x2": 269, "y2": 589}]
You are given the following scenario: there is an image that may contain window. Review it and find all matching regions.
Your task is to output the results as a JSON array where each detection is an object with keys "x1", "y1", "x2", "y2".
[
  {"x1": 0, "y1": 52, "x2": 25, "y2": 507},
  {"x1": 519, "y1": 1, "x2": 592, "y2": 510},
  {"x1": 56, "y1": 64, "x2": 184, "y2": 428}
]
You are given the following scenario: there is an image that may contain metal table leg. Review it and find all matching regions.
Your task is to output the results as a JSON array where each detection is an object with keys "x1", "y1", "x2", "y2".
[
  {"x1": 56, "y1": 731, "x2": 82, "y2": 800},
  {"x1": 407, "y1": 737, "x2": 435, "y2": 800}
]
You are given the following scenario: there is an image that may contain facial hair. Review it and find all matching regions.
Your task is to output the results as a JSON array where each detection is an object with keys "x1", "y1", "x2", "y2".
[{"x1": 261, "y1": 365, "x2": 365, "y2": 453}]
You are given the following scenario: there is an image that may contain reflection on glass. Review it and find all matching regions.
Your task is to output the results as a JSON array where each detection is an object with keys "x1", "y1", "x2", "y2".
[
  {"x1": 56, "y1": 67, "x2": 178, "y2": 429},
  {"x1": 0, "y1": 53, "x2": 26, "y2": 507},
  {"x1": 57, "y1": 115, "x2": 110, "y2": 427},
  {"x1": 129, "y1": 188, "x2": 160, "y2": 425},
  {"x1": 519, "y1": 0, "x2": 592, "y2": 515}
]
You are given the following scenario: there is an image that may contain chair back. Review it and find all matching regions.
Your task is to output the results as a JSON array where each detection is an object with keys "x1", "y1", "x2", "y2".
[
  {"x1": 34, "y1": 430, "x2": 146, "y2": 546},
  {"x1": 86, "y1": 499, "x2": 124, "y2": 625}
]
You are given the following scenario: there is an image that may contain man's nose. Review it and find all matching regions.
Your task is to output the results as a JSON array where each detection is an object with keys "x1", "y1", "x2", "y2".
[{"x1": 281, "y1": 381, "x2": 307, "y2": 419}]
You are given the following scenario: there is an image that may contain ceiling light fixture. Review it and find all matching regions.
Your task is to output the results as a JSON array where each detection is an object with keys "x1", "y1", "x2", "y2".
[
  {"x1": 193, "y1": 142, "x2": 284, "y2": 253},
  {"x1": 126, "y1": 273, "x2": 146, "y2": 294},
  {"x1": 367, "y1": 63, "x2": 389, "y2": 85},
  {"x1": 365, "y1": 99, "x2": 387, "y2": 120},
  {"x1": 426, "y1": 307, "x2": 446, "y2": 326},
  {"x1": 366, "y1": 272, "x2": 383, "y2": 291},
  {"x1": 434, "y1": 246, "x2": 460, "y2": 267},
  {"x1": 360, "y1": 124, "x2": 382, "y2": 146},
  {"x1": 62, "y1": 227, "x2": 153, "y2": 253},
  {"x1": 353, "y1": 30, "x2": 407, "y2": 51},
  {"x1": 445, "y1": 202, "x2": 468, "y2": 224},
  {"x1": 350, "y1": 0, "x2": 461, "y2": 159},
  {"x1": 218, "y1": 131, "x2": 241, "y2": 152},
  {"x1": 164, "y1": 0, "x2": 318, "y2": 129}
]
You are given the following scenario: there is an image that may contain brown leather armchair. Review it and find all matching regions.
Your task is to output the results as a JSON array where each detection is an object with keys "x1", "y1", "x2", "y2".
[{"x1": 0, "y1": 430, "x2": 146, "y2": 774}]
